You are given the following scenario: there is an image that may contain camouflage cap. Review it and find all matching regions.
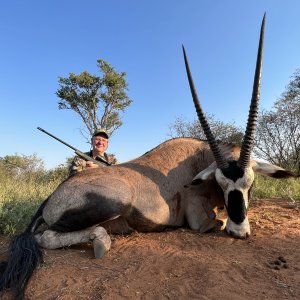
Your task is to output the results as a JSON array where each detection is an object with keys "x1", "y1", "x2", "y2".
[{"x1": 92, "y1": 129, "x2": 109, "y2": 139}]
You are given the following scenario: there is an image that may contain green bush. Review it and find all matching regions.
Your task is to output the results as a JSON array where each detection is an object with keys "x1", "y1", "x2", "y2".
[
  {"x1": 252, "y1": 174, "x2": 300, "y2": 200},
  {"x1": 0, "y1": 155, "x2": 68, "y2": 235}
]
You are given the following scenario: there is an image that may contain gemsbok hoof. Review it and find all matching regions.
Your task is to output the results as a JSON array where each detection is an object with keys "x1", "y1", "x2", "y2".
[
  {"x1": 93, "y1": 239, "x2": 107, "y2": 259},
  {"x1": 90, "y1": 227, "x2": 111, "y2": 259}
]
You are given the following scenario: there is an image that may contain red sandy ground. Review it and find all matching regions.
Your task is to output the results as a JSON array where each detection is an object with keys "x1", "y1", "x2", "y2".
[{"x1": 0, "y1": 198, "x2": 299, "y2": 300}]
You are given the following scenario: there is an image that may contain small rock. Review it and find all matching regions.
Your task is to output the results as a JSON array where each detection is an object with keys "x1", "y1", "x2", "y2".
[
  {"x1": 283, "y1": 264, "x2": 289, "y2": 269},
  {"x1": 278, "y1": 256, "x2": 287, "y2": 263},
  {"x1": 274, "y1": 260, "x2": 281, "y2": 265}
]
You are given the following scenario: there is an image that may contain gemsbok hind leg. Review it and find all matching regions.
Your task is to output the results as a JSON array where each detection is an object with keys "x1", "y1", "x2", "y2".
[{"x1": 35, "y1": 225, "x2": 111, "y2": 259}]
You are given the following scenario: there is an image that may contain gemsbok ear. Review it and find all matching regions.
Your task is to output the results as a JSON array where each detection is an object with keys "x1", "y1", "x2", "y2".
[
  {"x1": 190, "y1": 162, "x2": 217, "y2": 185},
  {"x1": 251, "y1": 160, "x2": 300, "y2": 178}
]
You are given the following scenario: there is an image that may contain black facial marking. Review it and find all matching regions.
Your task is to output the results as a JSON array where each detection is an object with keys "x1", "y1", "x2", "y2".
[
  {"x1": 227, "y1": 190, "x2": 246, "y2": 224},
  {"x1": 221, "y1": 161, "x2": 244, "y2": 182}
]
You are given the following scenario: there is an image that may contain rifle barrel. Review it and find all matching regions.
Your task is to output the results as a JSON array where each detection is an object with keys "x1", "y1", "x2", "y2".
[{"x1": 37, "y1": 127, "x2": 77, "y2": 151}]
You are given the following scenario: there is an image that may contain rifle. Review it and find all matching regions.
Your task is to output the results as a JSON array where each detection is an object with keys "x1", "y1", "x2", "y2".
[{"x1": 37, "y1": 127, "x2": 111, "y2": 166}]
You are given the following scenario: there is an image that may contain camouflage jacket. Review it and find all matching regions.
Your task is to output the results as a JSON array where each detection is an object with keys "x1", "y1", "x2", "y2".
[{"x1": 68, "y1": 151, "x2": 111, "y2": 177}]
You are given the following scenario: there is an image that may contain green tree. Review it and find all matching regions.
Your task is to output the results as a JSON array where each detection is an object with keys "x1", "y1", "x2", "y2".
[
  {"x1": 254, "y1": 69, "x2": 300, "y2": 173},
  {"x1": 169, "y1": 114, "x2": 243, "y2": 144},
  {"x1": 56, "y1": 59, "x2": 133, "y2": 138}
]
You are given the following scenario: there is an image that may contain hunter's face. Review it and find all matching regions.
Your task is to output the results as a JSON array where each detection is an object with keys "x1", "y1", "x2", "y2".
[{"x1": 92, "y1": 135, "x2": 108, "y2": 155}]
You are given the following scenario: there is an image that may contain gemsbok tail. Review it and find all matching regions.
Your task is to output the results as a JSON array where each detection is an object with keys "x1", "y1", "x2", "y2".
[{"x1": 0, "y1": 199, "x2": 47, "y2": 300}]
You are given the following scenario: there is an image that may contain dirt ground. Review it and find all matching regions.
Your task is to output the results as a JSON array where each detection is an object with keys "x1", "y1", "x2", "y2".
[{"x1": 0, "y1": 198, "x2": 299, "y2": 300}]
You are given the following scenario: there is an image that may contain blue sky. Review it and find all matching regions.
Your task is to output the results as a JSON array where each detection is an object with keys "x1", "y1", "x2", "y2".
[{"x1": 1, "y1": 1, "x2": 300, "y2": 169}]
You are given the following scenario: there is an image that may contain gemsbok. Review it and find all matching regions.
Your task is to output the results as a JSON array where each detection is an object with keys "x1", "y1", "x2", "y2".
[{"x1": 0, "y1": 14, "x2": 298, "y2": 300}]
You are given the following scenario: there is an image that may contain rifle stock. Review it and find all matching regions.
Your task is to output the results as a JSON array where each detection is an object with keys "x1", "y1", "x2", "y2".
[{"x1": 74, "y1": 150, "x2": 107, "y2": 167}]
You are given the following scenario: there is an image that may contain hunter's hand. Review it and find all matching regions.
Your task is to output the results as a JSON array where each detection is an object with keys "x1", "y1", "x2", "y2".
[{"x1": 86, "y1": 161, "x2": 99, "y2": 169}]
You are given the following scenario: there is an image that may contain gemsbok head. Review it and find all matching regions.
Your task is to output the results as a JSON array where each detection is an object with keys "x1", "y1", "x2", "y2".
[{"x1": 183, "y1": 14, "x2": 297, "y2": 238}]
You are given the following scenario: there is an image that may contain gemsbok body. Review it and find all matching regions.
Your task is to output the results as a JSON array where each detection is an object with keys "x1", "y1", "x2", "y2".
[{"x1": 0, "y1": 14, "x2": 298, "y2": 299}]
